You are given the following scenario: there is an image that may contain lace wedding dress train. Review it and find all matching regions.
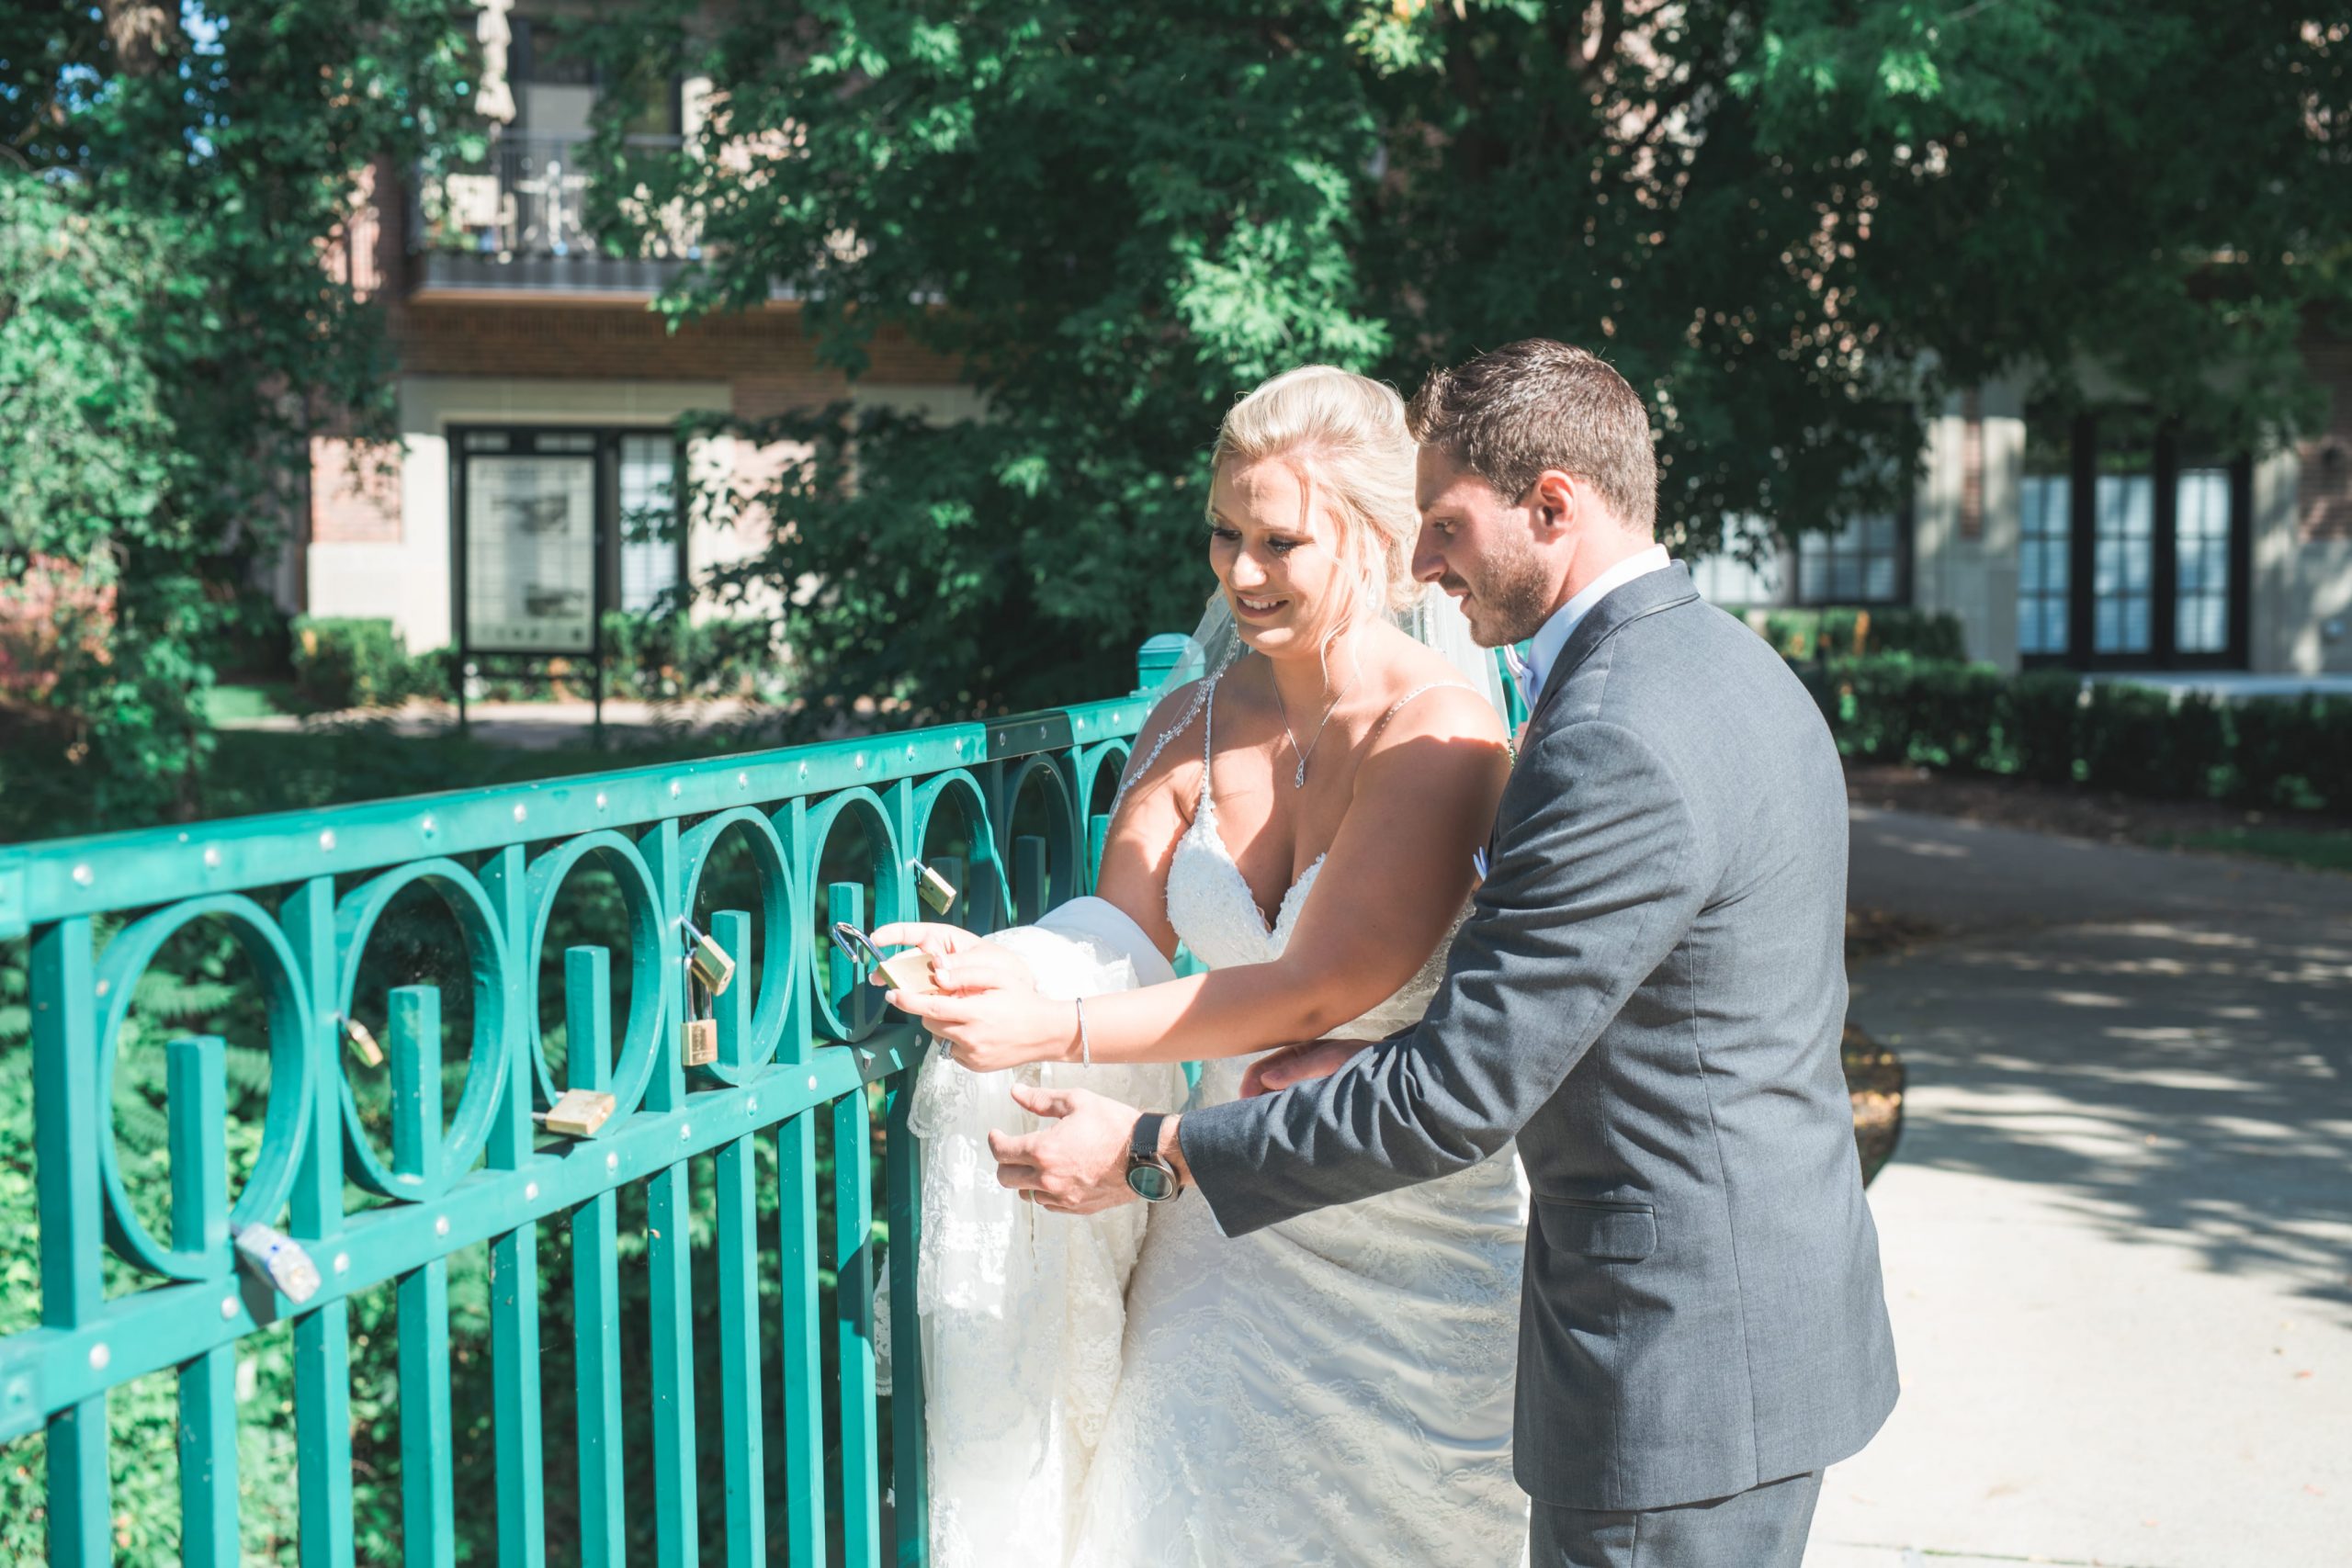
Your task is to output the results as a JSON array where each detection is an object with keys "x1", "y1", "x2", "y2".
[{"x1": 909, "y1": 681, "x2": 1530, "y2": 1566}]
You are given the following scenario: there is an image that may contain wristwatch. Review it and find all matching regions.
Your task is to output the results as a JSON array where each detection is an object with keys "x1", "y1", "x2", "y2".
[{"x1": 1125, "y1": 1111, "x2": 1182, "y2": 1203}]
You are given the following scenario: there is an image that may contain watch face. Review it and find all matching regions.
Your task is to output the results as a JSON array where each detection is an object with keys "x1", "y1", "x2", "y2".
[{"x1": 1126, "y1": 1161, "x2": 1177, "y2": 1203}]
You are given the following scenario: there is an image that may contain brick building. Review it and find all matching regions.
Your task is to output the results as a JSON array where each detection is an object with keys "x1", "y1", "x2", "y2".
[
  {"x1": 303, "y1": 3, "x2": 2352, "y2": 682},
  {"x1": 300, "y1": 1, "x2": 969, "y2": 668}
]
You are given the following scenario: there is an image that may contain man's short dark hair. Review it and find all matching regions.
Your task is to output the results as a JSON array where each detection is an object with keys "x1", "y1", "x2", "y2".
[{"x1": 1406, "y1": 339, "x2": 1658, "y2": 534}]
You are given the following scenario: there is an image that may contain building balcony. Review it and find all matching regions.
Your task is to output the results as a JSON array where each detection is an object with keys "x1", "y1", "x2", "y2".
[{"x1": 409, "y1": 131, "x2": 699, "y2": 298}]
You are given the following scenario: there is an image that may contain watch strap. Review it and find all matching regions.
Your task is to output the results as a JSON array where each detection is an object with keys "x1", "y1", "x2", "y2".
[{"x1": 1130, "y1": 1111, "x2": 1166, "y2": 1163}]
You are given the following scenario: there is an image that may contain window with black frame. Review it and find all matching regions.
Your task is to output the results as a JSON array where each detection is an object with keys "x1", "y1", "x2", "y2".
[
  {"x1": 2015, "y1": 409, "x2": 2248, "y2": 669},
  {"x1": 1794, "y1": 507, "x2": 1909, "y2": 605},
  {"x1": 455, "y1": 426, "x2": 684, "y2": 660}
]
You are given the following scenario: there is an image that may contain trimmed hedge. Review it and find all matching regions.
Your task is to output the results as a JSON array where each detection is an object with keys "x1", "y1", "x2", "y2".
[
  {"x1": 1750, "y1": 605, "x2": 1968, "y2": 662},
  {"x1": 289, "y1": 616, "x2": 424, "y2": 709},
  {"x1": 1800, "y1": 655, "x2": 2351, "y2": 814}
]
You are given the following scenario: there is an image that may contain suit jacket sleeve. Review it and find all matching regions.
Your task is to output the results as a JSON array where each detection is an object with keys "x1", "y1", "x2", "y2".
[{"x1": 1178, "y1": 717, "x2": 1710, "y2": 1237}]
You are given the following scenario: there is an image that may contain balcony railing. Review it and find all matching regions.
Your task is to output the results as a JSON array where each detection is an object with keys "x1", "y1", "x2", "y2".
[
  {"x1": 411, "y1": 131, "x2": 699, "y2": 295},
  {"x1": 0, "y1": 634, "x2": 1203, "y2": 1565}
]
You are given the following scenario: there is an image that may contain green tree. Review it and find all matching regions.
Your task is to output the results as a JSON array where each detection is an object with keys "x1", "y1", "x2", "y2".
[
  {"x1": 0, "y1": 1, "x2": 480, "y2": 821},
  {"x1": 583, "y1": 0, "x2": 2352, "y2": 723}
]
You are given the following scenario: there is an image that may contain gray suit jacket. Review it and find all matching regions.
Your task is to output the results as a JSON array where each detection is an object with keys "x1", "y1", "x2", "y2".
[{"x1": 1180, "y1": 563, "x2": 1900, "y2": 1512}]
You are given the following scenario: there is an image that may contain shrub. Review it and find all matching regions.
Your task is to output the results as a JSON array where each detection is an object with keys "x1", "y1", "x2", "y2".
[
  {"x1": 1799, "y1": 655, "x2": 2351, "y2": 815},
  {"x1": 290, "y1": 616, "x2": 418, "y2": 710},
  {"x1": 1754, "y1": 605, "x2": 1969, "y2": 662}
]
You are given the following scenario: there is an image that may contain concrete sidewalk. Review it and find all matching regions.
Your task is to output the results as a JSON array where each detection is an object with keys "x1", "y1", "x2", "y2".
[{"x1": 1808, "y1": 810, "x2": 2352, "y2": 1568}]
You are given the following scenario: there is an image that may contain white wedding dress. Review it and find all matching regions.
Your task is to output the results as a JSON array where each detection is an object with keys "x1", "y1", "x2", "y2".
[{"x1": 904, "y1": 675, "x2": 1531, "y2": 1566}]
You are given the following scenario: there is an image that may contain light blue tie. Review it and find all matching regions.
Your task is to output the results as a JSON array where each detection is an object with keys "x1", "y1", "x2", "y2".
[{"x1": 1505, "y1": 645, "x2": 1541, "y2": 713}]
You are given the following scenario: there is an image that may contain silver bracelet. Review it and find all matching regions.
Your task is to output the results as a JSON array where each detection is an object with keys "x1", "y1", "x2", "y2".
[{"x1": 1074, "y1": 997, "x2": 1092, "y2": 1067}]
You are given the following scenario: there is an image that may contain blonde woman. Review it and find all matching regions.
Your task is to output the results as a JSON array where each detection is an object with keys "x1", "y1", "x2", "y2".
[{"x1": 882, "y1": 366, "x2": 1531, "y2": 1566}]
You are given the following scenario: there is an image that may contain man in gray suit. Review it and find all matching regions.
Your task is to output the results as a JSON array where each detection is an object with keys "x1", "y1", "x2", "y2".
[{"x1": 994, "y1": 338, "x2": 1899, "y2": 1565}]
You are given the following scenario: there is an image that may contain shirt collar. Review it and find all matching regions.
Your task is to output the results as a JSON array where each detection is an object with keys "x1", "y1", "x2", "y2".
[{"x1": 1523, "y1": 544, "x2": 1673, "y2": 695}]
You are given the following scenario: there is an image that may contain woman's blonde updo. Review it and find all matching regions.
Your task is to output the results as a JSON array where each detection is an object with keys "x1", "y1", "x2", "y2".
[{"x1": 1211, "y1": 366, "x2": 1423, "y2": 618}]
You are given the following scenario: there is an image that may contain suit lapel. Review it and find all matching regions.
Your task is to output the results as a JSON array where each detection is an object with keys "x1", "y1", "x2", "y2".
[
  {"x1": 1523, "y1": 562, "x2": 1701, "y2": 731},
  {"x1": 1479, "y1": 563, "x2": 1702, "y2": 874}
]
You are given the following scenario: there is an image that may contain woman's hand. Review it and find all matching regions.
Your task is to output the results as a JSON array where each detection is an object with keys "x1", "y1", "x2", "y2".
[
  {"x1": 1238, "y1": 1039, "x2": 1368, "y2": 1098},
  {"x1": 870, "y1": 922, "x2": 1076, "y2": 1073},
  {"x1": 867, "y1": 922, "x2": 1036, "y2": 996}
]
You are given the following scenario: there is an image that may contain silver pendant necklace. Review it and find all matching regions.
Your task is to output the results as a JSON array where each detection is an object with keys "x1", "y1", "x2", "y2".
[{"x1": 1267, "y1": 649, "x2": 1361, "y2": 788}]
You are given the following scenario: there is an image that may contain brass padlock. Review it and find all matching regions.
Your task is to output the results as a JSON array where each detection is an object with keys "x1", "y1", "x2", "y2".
[
  {"x1": 538, "y1": 1088, "x2": 616, "y2": 1138},
  {"x1": 915, "y1": 862, "x2": 959, "y2": 916},
  {"x1": 340, "y1": 1014, "x2": 384, "y2": 1068},
  {"x1": 684, "y1": 919, "x2": 736, "y2": 996},
  {"x1": 681, "y1": 963, "x2": 719, "y2": 1066},
  {"x1": 831, "y1": 921, "x2": 939, "y2": 997}
]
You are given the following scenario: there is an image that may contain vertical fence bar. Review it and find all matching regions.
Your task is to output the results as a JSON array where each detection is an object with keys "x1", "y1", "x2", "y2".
[
  {"x1": 834, "y1": 1085, "x2": 882, "y2": 1563},
  {"x1": 783, "y1": 802, "x2": 831, "y2": 1568},
  {"x1": 829, "y1": 881, "x2": 864, "y2": 1032},
  {"x1": 481, "y1": 843, "x2": 547, "y2": 1568},
  {"x1": 282, "y1": 875, "x2": 356, "y2": 1567},
  {"x1": 565, "y1": 947, "x2": 627, "y2": 1568},
  {"x1": 883, "y1": 1074, "x2": 928, "y2": 1567},
  {"x1": 643, "y1": 818, "x2": 700, "y2": 1568},
  {"x1": 390, "y1": 985, "x2": 456, "y2": 1568},
  {"x1": 1012, "y1": 835, "x2": 1047, "y2": 926},
  {"x1": 31, "y1": 915, "x2": 108, "y2": 1567},
  {"x1": 169, "y1": 1035, "x2": 239, "y2": 1565},
  {"x1": 711, "y1": 908, "x2": 768, "y2": 1565}
]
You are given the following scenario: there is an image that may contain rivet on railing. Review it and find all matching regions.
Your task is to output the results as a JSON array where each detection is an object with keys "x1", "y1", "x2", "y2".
[
  {"x1": 420, "y1": 815, "x2": 436, "y2": 836},
  {"x1": 513, "y1": 804, "x2": 528, "y2": 823},
  {"x1": 605, "y1": 1152, "x2": 619, "y2": 1173},
  {"x1": 905, "y1": 745, "x2": 916, "y2": 761},
  {"x1": 797, "y1": 763, "x2": 808, "y2": 779},
  {"x1": 434, "y1": 1216, "x2": 450, "y2": 1237},
  {"x1": 88, "y1": 1344, "x2": 108, "y2": 1371},
  {"x1": 747, "y1": 1096, "x2": 758, "y2": 1113},
  {"x1": 319, "y1": 830, "x2": 336, "y2": 852},
  {"x1": 94, "y1": 978, "x2": 109, "y2": 998},
  {"x1": 203, "y1": 847, "x2": 221, "y2": 868},
  {"x1": 669, "y1": 782, "x2": 682, "y2": 799},
  {"x1": 525, "y1": 1182, "x2": 539, "y2": 1201},
  {"x1": 856, "y1": 754, "x2": 867, "y2": 770},
  {"x1": 955, "y1": 739, "x2": 966, "y2": 753},
  {"x1": 220, "y1": 1297, "x2": 238, "y2": 1321},
  {"x1": 738, "y1": 772, "x2": 750, "y2": 789},
  {"x1": 807, "y1": 1075, "x2": 818, "y2": 1090},
  {"x1": 680, "y1": 1123, "x2": 692, "y2": 1141},
  {"x1": 71, "y1": 863, "x2": 92, "y2": 887},
  {"x1": 594, "y1": 792, "x2": 608, "y2": 810},
  {"x1": 333, "y1": 1253, "x2": 349, "y2": 1275}
]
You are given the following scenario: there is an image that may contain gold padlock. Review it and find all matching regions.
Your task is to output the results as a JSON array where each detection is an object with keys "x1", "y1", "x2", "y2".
[
  {"x1": 915, "y1": 863, "x2": 958, "y2": 916},
  {"x1": 684, "y1": 919, "x2": 736, "y2": 996},
  {"x1": 831, "y1": 921, "x2": 940, "y2": 998},
  {"x1": 340, "y1": 1015, "x2": 384, "y2": 1068},
  {"x1": 538, "y1": 1088, "x2": 616, "y2": 1138},
  {"x1": 682, "y1": 1016, "x2": 718, "y2": 1066}
]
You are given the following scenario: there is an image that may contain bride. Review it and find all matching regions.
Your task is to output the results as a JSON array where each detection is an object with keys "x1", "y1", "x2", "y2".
[{"x1": 876, "y1": 365, "x2": 1530, "y2": 1566}]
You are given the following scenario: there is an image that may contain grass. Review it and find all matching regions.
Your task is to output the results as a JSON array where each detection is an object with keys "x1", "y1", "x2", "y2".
[
  {"x1": 2159, "y1": 825, "x2": 2352, "y2": 875},
  {"x1": 200, "y1": 681, "x2": 313, "y2": 724}
]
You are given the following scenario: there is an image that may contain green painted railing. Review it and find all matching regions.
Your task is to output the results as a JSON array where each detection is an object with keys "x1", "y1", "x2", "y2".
[{"x1": 0, "y1": 636, "x2": 1205, "y2": 1566}]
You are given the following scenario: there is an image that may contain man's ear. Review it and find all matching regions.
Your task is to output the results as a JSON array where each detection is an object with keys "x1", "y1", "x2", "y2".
[{"x1": 1529, "y1": 468, "x2": 1583, "y2": 534}]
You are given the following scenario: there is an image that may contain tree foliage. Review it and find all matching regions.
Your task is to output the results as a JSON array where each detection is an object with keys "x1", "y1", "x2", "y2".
[
  {"x1": 583, "y1": 0, "x2": 2352, "y2": 722},
  {"x1": 0, "y1": 1, "x2": 479, "y2": 818}
]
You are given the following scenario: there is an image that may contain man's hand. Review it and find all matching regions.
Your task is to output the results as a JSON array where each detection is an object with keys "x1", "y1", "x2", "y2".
[
  {"x1": 989, "y1": 1085, "x2": 1150, "y2": 1215},
  {"x1": 1238, "y1": 1039, "x2": 1368, "y2": 1099}
]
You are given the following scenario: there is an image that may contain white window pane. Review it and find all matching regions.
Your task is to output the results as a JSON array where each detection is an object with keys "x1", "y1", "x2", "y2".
[
  {"x1": 1865, "y1": 557, "x2": 1898, "y2": 601},
  {"x1": 1862, "y1": 512, "x2": 1897, "y2": 552},
  {"x1": 618, "y1": 434, "x2": 680, "y2": 614}
]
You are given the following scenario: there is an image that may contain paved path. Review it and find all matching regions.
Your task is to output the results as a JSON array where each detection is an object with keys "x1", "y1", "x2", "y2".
[{"x1": 1808, "y1": 809, "x2": 2352, "y2": 1568}]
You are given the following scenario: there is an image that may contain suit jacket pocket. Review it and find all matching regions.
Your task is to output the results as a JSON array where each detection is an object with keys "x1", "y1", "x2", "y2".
[{"x1": 1534, "y1": 1198, "x2": 1657, "y2": 1263}]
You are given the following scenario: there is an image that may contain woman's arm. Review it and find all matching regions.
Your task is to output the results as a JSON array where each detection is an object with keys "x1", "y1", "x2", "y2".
[{"x1": 890, "y1": 689, "x2": 1510, "y2": 1068}]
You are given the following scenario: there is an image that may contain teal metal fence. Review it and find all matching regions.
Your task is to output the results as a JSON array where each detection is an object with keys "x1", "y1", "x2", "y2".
[{"x1": 0, "y1": 637, "x2": 1202, "y2": 1565}]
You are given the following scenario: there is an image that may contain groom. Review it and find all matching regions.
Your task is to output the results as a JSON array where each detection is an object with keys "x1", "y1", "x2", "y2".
[{"x1": 994, "y1": 338, "x2": 1899, "y2": 1566}]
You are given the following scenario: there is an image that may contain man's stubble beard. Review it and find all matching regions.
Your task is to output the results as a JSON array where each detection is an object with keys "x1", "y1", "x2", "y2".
[{"x1": 1471, "y1": 529, "x2": 1557, "y2": 649}]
